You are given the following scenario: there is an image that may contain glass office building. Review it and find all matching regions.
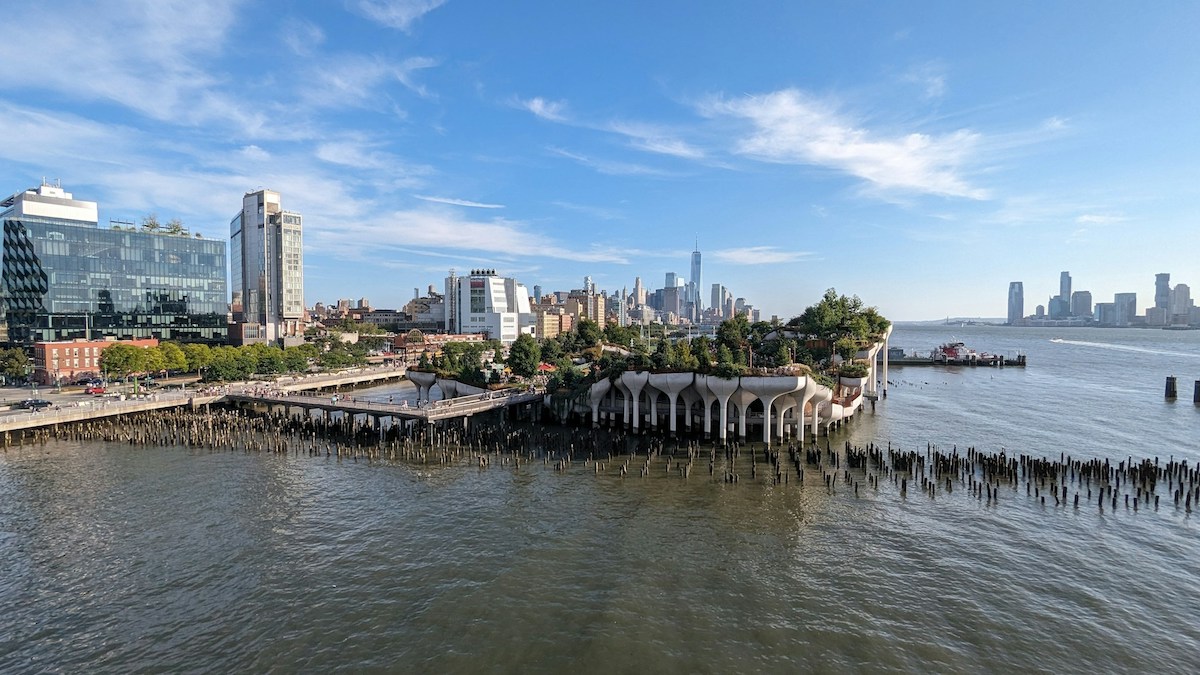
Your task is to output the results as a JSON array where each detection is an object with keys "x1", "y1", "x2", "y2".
[{"x1": 1, "y1": 183, "x2": 227, "y2": 348}]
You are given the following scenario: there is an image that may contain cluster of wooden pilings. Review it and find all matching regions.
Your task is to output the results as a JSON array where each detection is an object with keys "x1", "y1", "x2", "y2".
[{"x1": 5, "y1": 404, "x2": 1198, "y2": 515}]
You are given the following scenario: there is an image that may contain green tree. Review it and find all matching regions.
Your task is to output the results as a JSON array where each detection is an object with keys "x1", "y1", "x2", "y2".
[
  {"x1": 576, "y1": 319, "x2": 602, "y2": 348},
  {"x1": 651, "y1": 336, "x2": 672, "y2": 370},
  {"x1": 142, "y1": 346, "x2": 167, "y2": 376},
  {"x1": 675, "y1": 340, "x2": 699, "y2": 371},
  {"x1": 716, "y1": 315, "x2": 750, "y2": 355},
  {"x1": 99, "y1": 344, "x2": 146, "y2": 379},
  {"x1": 165, "y1": 218, "x2": 186, "y2": 235},
  {"x1": 141, "y1": 213, "x2": 161, "y2": 232},
  {"x1": 693, "y1": 335, "x2": 713, "y2": 371},
  {"x1": 282, "y1": 345, "x2": 311, "y2": 373},
  {"x1": 834, "y1": 337, "x2": 859, "y2": 363},
  {"x1": 249, "y1": 343, "x2": 285, "y2": 375},
  {"x1": 159, "y1": 342, "x2": 188, "y2": 373},
  {"x1": 417, "y1": 351, "x2": 432, "y2": 370},
  {"x1": 507, "y1": 333, "x2": 541, "y2": 379},
  {"x1": 0, "y1": 347, "x2": 30, "y2": 382},
  {"x1": 206, "y1": 346, "x2": 255, "y2": 381},
  {"x1": 540, "y1": 337, "x2": 563, "y2": 363},
  {"x1": 181, "y1": 343, "x2": 212, "y2": 375}
]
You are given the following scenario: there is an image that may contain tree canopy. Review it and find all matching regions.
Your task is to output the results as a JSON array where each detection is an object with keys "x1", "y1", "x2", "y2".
[{"x1": 507, "y1": 333, "x2": 541, "y2": 379}]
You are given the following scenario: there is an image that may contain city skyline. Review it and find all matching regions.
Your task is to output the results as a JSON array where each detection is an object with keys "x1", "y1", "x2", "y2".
[{"x1": 1, "y1": 2, "x2": 1197, "y2": 320}]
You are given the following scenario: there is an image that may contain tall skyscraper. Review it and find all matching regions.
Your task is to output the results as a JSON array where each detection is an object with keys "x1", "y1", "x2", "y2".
[
  {"x1": 1070, "y1": 291, "x2": 1092, "y2": 319},
  {"x1": 230, "y1": 189, "x2": 304, "y2": 346},
  {"x1": 1007, "y1": 282, "x2": 1024, "y2": 325},
  {"x1": 1155, "y1": 273, "x2": 1171, "y2": 309},
  {"x1": 1, "y1": 181, "x2": 227, "y2": 348},
  {"x1": 664, "y1": 272, "x2": 678, "y2": 288},
  {"x1": 633, "y1": 276, "x2": 646, "y2": 306},
  {"x1": 1113, "y1": 293, "x2": 1137, "y2": 326},
  {"x1": 1059, "y1": 271, "x2": 1072, "y2": 306},
  {"x1": 689, "y1": 242, "x2": 702, "y2": 319}
]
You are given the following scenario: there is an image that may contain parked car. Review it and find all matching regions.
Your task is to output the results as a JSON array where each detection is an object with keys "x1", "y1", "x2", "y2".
[
  {"x1": 18, "y1": 399, "x2": 52, "y2": 410},
  {"x1": 85, "y1": 386, "x2": 106, "y2": 395}
]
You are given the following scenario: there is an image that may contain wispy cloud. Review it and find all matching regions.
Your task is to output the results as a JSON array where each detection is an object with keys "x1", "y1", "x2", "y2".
[
  {"x1": 0, "y1": 1, "x2": 269, "y2": 135},
  {"x1": 701, "y1": 89, "x2": 988, "y2": 199},
  {"x1": 415, "y1": 195, "x2": 505, "y2": 209},
  {"x1": 515, "y1": 96, "x2": 569, "y2": 122},
  {"x1": 1075, "y1": 213, "x2": 1125, "y2": 225},
  {"x1": 711, "y1": 246, "x2": 812, "y2": 264},
  {"x1": 1043, "y1": 116, "x2": 1070, "y2": 131},
  {"x1": 313, "y1": 140, "x2": 434, "y2": 190},
  {"x1": 350, "y1": 0, "x2": 447, "y2": 31},
  {"x1": 551, "y1": 201, "x2": 625, "y2": 221},
  {"x1": 547, "y1": 147, "x2": 675, "y2": 177},
  {"x1": 311, "y1": 207, "x2": 630, "y2": 263},
  {"x1": 282, "y1": 17, "x2": 325, "y2": 56},
  {"x1": 303, "y1": 54, "x2": 438, "y2": 108},
  {"x1": 902, "y1": 61, "x2": 948, "y2": 100},
  {"x1": 608, "y1": 121, "x2": 705, "y2": 159}
]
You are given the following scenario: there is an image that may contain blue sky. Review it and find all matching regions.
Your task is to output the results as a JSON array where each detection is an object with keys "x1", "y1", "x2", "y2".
[{"x1": 1, "y1": 1, "x2": 1197, "y2": 321}]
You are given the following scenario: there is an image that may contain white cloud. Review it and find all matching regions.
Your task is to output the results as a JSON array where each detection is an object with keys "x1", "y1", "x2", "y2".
[
  {"x1": 516, "y1": 97, "x2": 569, "y2": 122},
  {"x1": 415, "y1": 195, "x2": 505, "y2": 209},
  {"x1": 310, "y1": 208, "x2": 630, "y2": 263},
  {"x1": 608, "y1": 121, "x2": 705, "y2": 159},
  {"x1": 350, "y1": 0, "x2": 447, "y2": 31},
  {"x1": 547, "y1": 147, "x2": 675, "y2": 177},
  {"x1": 551, "y1": 201, "x2": 624, "y2": 221},
  {"x1": 710, "y1": 246, "x2": 811, "y2": 264},
  {"x1": 304, "y1": 54, "x2": 438, "y2": 108},
  {"x1": 282, "y1": 17, "x2": 326, "y2": 55},
  {"x1": 239, "y1": 145, "x2": 271, "y2": 162},
  {"x1": 702, "y1": 89, "x2": 988, "y2": 199},
  {"x1": 1043, "y1": 116, "x2": 1070, "y2": 131},
  {"x1": 1075, "y1": 213, "x2": 1125, "y2": 225},
  {"x1": 0, "y1": 1, "x2": 265, "y2": 134},
  {"x1": 902, "y1": 62, "x2": 948, "y2": 100}
]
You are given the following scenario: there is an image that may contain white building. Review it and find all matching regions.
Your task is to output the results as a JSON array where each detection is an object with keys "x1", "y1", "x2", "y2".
[
  {"x1": 444, "y1": 269, "x2": 534, "y2": 345},
  {"x1": 230, "y1": 189, "x2": 304, "y2": 346},
  {"x1": 1170, "y1": 284, "x2": 1192, "y2": 324},
  {"x1": 0, "y1": 181, "x2": 98, "y2": 225}
]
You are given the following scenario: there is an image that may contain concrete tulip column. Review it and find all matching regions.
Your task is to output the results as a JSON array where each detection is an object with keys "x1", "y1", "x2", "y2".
[
  {"x1": 740, "y1": 375, "x2": 804, "y2": 444},
  {"x1": 619, "y1": 371, "x2": 649, "y2": 431},
  {"x1": 882, "y1": 323, "x2": 892, "y2": 398},
  {"x1": 648, "y1": 372, "x2": 694, "y2": 435},
  {"x1": 692, "y1": 375, "x2": 714, "y2": 438},
  {"x1": 678, "y1": 388, "x2": 702, "y2": 432},
  {"x1": 645, "y1": 383, "x2": 662, "y2": 429},
  {"x1": 407, "y1": 370, "x2": 436, "y2": 403},
  {"x1": 728, "y1": 387, "x2": 758, "y2": 440},
  {"x1": 438, "y1": 378, "x2": 459, "y2": 400},
  {"x1": 809, "y1": 384, "x2": 833, "y2": 438},
  {"x1": 701, "y1": 375, "x2": 740, "y2": 444},
  {"x1": 612, "y1": 377, "x2": 632, "y2": 427},
  {"x1": 588, "y1": 378, "x2": 612, "y2": 428}
]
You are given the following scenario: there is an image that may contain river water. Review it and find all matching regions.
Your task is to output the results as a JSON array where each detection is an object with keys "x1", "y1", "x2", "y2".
[{"x1": 1, "y1": 325, "x2": 1198, "y2": 673}]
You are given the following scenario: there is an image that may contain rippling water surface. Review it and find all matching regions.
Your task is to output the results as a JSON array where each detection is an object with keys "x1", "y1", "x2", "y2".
[{"x1": 2, "y1": 325, "x2": 1198, "y2": 673}]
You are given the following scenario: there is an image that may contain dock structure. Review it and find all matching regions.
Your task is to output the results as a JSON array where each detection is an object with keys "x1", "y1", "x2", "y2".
[
  {"x1": 223, "y1": 388, "x2": 544, "y2": 424},
  {"x1": 0, "y1": 364, "x2": 542, "y2": 435},
  {"x1": 887, "y1": 353, "x2": 1026, "y2": 367}
]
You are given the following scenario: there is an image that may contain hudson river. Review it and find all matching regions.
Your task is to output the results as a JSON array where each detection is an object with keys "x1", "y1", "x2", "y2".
[{"x1": 2, "y1": 325, "x2": 1198, "y2": 673}]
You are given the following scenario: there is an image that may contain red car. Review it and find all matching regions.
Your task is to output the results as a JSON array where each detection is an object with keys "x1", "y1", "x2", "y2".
[{"x1": 85, "y1": 386, "x2": 106, "y2": 394}]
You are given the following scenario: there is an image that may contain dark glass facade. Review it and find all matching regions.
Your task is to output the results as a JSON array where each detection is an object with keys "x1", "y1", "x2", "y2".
[{"x1": 2, "y1": 216, "x2": 228, "y2": 347}]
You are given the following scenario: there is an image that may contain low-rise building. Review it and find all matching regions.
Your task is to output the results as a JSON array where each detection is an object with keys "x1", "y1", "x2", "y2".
[{"x1": 33, "y1": 337, "x2": 159, "y2": 384}]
